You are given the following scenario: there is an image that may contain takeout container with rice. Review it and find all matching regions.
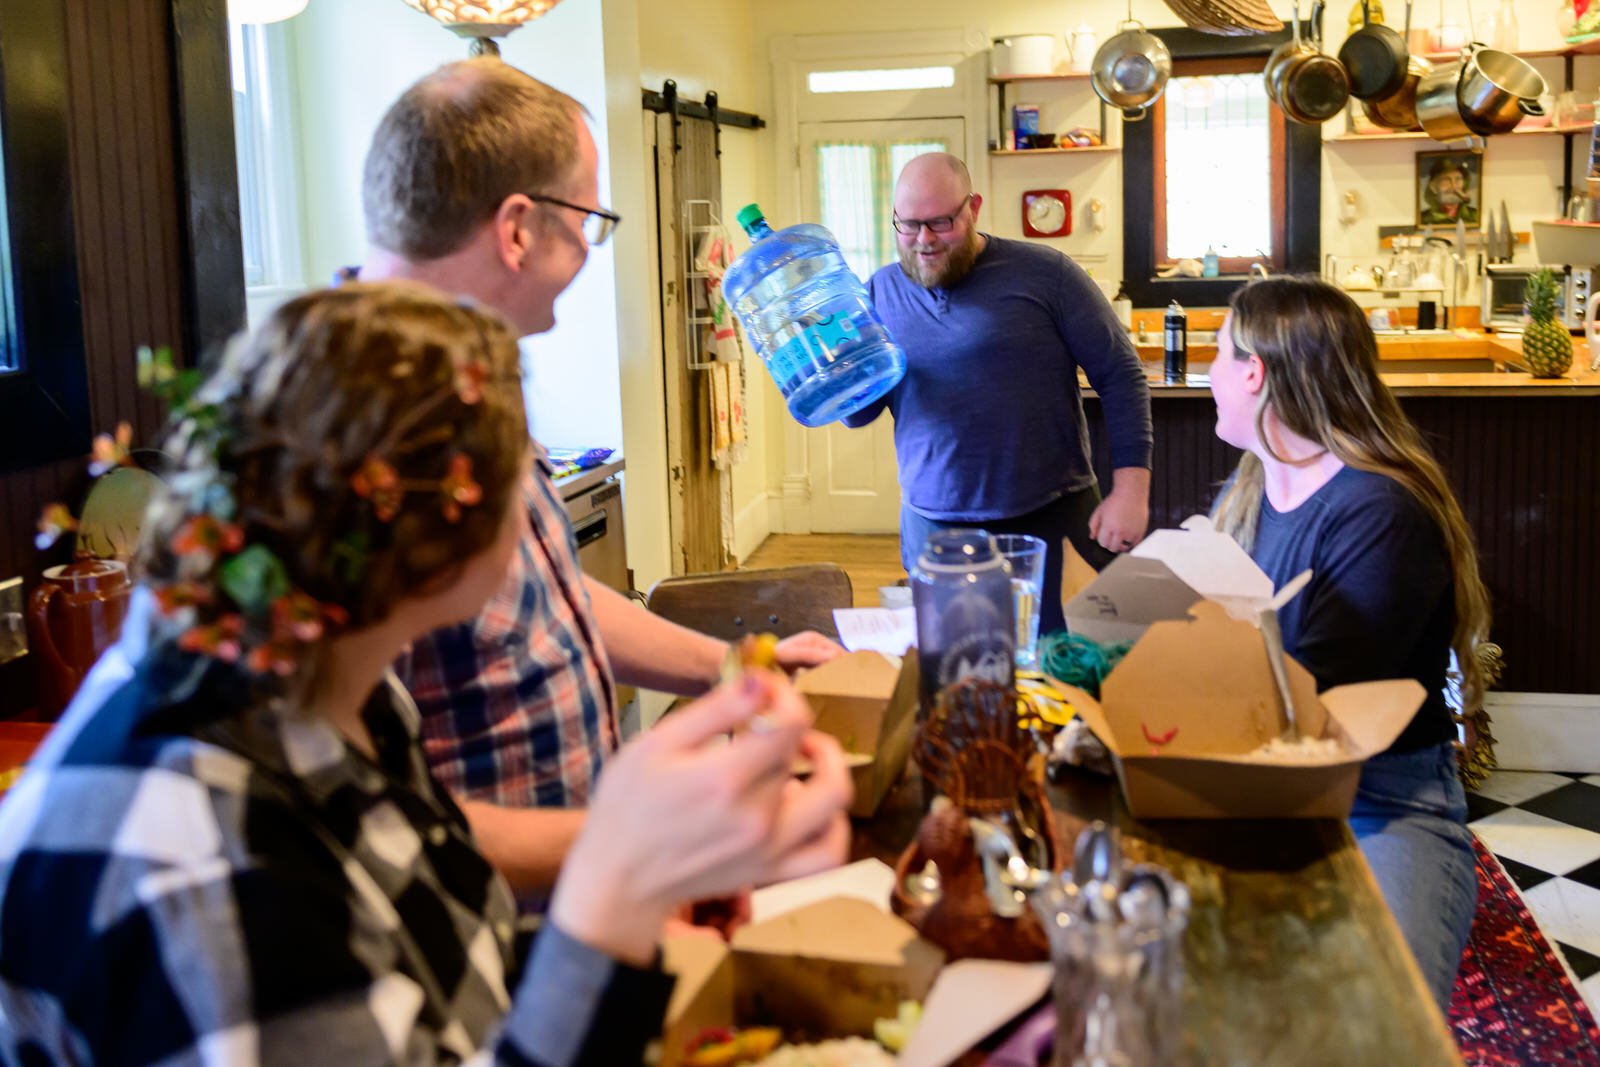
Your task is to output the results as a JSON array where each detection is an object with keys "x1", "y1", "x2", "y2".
[{"x1": 1056, "y1": 516, "x2": 1426, "y2": 819}]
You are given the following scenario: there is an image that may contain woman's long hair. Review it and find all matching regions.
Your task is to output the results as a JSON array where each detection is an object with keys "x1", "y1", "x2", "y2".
[{"x1": 1210, "y1": 276, "x2": 1492, "y2": 719}]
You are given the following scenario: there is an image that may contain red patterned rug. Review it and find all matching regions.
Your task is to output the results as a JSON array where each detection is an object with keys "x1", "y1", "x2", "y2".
[{"x1": 1449, "y1": 836, "x2": 1600, "y2": 1065}]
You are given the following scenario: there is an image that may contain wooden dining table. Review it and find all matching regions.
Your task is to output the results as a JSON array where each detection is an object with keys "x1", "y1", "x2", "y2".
[{"x1": 852, "y1": 765, "x2": 1465, "y2": 1067}]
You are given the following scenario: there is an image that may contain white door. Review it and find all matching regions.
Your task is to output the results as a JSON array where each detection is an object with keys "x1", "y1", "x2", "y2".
[{"x1": 797, "y1": 118, "x2": 963, "y2": 533}]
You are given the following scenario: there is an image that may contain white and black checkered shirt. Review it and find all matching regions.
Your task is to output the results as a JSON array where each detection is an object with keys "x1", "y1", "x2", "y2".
[{"x1": 0, "y1": 640, "x2": 672, "y2": 1065}]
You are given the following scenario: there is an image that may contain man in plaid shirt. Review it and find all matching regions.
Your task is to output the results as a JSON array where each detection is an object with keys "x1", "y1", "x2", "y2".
[{"x1": 361, "y1": 61, "x2": 842, "y2": 897}]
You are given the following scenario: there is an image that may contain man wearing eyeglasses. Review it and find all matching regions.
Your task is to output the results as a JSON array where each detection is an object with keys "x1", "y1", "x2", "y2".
[
  {"x1": 842, "y1": 152, "x2": 1153, "y2": 634},
  {"x1": 359, "y1": 59, "x2": 842, "y2": 903}
]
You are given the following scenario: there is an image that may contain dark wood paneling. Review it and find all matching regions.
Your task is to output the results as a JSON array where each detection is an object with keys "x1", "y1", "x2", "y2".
[
  {"x1": 0, "y1": 0, "x2": 239, "y2": 715},
  {"x1": 1087, "y1": 395, "x2": 1600, "y2": 694}
]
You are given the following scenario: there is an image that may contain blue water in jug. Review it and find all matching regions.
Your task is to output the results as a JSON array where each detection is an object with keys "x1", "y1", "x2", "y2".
[{"x1": 722, "y1": 204, "x2": 906, "y2": 428}]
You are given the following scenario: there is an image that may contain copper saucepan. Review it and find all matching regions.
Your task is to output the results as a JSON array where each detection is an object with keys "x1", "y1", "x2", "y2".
[
  {"x1": 1279, "y1": 1, "x2": 1350, "y2": 125},
  {"x1": 1362, "y1": 0, "x2": 1428, "y2": 130}
]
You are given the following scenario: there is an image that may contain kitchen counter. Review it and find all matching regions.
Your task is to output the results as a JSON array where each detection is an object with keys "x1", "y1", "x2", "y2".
[{"x1": 1129, "y1": 332, "x2": 1600, "y2": 396}]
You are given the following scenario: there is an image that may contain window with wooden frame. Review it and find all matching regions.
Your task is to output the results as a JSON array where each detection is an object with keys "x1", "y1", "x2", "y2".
[
  {"x1": 1121, "y1": 25, "x2": 1319, "y2": 309},
  {"x1": 1151, "y1": 56, "x2": 1286, "y2": 275}
]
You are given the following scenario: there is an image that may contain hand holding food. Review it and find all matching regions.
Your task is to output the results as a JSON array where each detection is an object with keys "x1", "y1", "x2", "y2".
[{"x1": 550, "y1": 670, "x2": 852, "y2": 965}]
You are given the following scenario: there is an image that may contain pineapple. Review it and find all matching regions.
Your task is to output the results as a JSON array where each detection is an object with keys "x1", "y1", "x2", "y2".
[{"x1": 1522, "y1": 269, "x2": 1574, "y2": 379}]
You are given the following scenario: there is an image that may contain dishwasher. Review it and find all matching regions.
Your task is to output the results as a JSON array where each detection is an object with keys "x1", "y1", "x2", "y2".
[{"x1": 554, "y1": 458, "x2": 629, "y2": 597}]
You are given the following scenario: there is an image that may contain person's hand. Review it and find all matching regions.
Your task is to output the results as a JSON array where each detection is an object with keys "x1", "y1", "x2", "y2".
[
  {"x1": 549, "y1": 672, "x2": 852, "y2": 966},
  {"x1": 1088, "y1": 479, "x2": 1152, "y2": 556},
  {"x1": 774, "y1": 631, "x2": 846, "y2": 672}
]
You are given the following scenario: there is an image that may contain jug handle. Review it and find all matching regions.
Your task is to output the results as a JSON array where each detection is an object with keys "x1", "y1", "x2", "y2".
[
  {"x1": 1122, "y1": 106, "x2": 1148, "y2": 122},
  {"x1": 1519, "y1": 98, "x2": 1545, "y2": 116},
  {"x1": 27, "y1": 582, "x2": 72, "y2": 686},
  {"x1": 1586, "y1": 291, "x2": 1600, "y2": 371}
]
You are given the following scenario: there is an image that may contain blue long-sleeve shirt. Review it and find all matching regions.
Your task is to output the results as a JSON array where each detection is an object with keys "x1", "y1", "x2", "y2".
[{"x1": 843, "y1": 236, "x2": 1152, "y2": 521}]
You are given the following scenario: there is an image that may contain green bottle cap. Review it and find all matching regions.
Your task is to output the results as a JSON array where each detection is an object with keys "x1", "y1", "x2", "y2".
[{"x1": 735, "y1": 203, "x2": 766, "y2": 231}]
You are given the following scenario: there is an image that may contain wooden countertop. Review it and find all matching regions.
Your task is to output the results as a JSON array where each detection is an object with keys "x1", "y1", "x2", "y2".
[
  {"x1": 854, "y1": 767, "x2": 1462, "y2": 1066},
  {"x1": 1127, "y1": 331, "x2": 1600, "y2": 396}
]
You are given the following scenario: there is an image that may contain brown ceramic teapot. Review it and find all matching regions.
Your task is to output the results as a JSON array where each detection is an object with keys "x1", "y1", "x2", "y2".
[{"x1": 28, "y1": 558, "x2": 131, "y2": 716}]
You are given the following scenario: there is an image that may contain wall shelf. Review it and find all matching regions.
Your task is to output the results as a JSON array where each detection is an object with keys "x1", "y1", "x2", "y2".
[
  {"x1": 1328, "y1": 123, "x2": 1594, "y2": 143},
  {"x1": 990, "y1": 145, "x2": 1119, "y2": 156},
  {"x1": 987, "y1": 72, "x2": 1093, "y2": 84}
]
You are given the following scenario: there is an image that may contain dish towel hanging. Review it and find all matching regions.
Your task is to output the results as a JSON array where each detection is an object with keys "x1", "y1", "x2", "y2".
[{"x1": 697, "y1": 228, "x2": 748, "y2": 469}]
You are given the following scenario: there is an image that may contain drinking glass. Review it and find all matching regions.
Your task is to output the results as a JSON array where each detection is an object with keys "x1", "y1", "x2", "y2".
[
  {"x1": 1031, "y1": 864, "x2": 1191, "y2": 1067},
  {"x1": 993, "y1": 534, "x2": 1046, "y2": 670}
]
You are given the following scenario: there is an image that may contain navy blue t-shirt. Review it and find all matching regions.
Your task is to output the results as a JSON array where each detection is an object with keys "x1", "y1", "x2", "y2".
[
  {"x1": 844, "y1": 237, "x2": 1152, "y2": 521},
  {"x1": 1251, "y1": 465, "x2": 1457, "y2": 753}
]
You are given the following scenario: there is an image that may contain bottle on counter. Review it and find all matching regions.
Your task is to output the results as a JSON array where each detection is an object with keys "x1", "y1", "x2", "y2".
[
  {"x1": 1164, "y1": 300, "x2": 1188, "y2": 385},
  {"x1": 723, "y1": 203, "x2": 906, "y2": 427},
  {"x1": 1112, "y1": 281, "x2": 1134, "y2": 330},
  {"x1": 1202, "y1": 246, "x2": 1220, "y2": 278},
  {"x1": 910, "y1": 529, "x2": 1016, "y2": 719}
]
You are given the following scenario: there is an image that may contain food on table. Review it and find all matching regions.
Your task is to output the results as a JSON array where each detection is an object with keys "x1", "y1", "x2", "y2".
[
  {"x1": 751, "y1": 1037, "x2": 896, "y2": 1067},
  {"x1": 871, "y1": 999, "x2": 923, "y2": 1052},
  {"x1": 1521, "y1": 268, "x2": 1574, "y2": 378},
  {"x1": 684, "y1": 1026, "x2": 782, "y2": 1066},
  {"x1": 1243, "y1": 735, "x2": 1347, "y2": 761}
]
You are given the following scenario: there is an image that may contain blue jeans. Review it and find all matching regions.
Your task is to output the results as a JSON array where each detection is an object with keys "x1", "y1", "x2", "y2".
[
  {"x1": 1349, "y1": 741, "x2": 1477, "y2": 1011},
  {"x1": 900, "y1": 486, "x2": 1113, "y2": 635}
]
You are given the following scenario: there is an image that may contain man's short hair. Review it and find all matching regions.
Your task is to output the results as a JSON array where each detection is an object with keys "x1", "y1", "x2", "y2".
[{"x1": 362, "y1": 58, "x2": 584, "y2": 260}]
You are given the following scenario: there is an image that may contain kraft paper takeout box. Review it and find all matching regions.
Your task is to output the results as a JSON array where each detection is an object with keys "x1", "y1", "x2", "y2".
[
  {"x1": 661, "y1": 898, "x2": 1051, "y2": 1067},
  {"x1": 795, "y1": 649, "x2": 919, "y2": 817},
  {"x1": 659, "y1": 897, "x2": 944, "y2": 1067},
  {"x1": 1058, "y1": 516, "x2": 1426, "y2": 819}
]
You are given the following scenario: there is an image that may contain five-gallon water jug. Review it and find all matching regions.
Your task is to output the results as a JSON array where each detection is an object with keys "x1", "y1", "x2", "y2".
[{"x1": 722, "y1": 204, "x2": 906, "y2": 427}]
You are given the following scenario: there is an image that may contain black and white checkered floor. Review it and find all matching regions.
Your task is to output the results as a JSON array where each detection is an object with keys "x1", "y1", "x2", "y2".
[{"x1": 1467, "y1": 771, "x2": 1600, "y2": 1013}]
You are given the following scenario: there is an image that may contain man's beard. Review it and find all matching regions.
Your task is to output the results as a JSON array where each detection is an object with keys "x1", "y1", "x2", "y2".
[{"x1": 897, "y1": 227, "x2": 981, "y2": 289}]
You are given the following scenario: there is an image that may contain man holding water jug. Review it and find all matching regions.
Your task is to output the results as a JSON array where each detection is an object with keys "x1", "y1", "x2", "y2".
[{"x1": 842, "y1": 152, "x2": 1153, "y2": 633}]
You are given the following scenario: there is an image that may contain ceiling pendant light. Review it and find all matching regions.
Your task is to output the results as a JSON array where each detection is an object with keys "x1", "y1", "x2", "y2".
[
  {"x1": 400, "y1": 0, "x2": 566, "y2": 56},
  {"x1": 227, "y1": 0, "x2": 310, "y2": 25}
]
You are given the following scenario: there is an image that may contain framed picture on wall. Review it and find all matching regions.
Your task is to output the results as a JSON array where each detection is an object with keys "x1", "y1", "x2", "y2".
[{"x1": 1416, "y1": 149, "x2": 1482, "y2": 228}]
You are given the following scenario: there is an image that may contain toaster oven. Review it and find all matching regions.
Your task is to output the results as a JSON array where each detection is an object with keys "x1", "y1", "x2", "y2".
[{"x1": 1481, "y1": 264, "x2": 1592, "y2": 331}]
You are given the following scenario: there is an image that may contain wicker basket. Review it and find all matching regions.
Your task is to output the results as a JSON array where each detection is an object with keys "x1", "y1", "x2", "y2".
[{"x1": 1163, "y1": 0, "x2": 1283, "y2": 35}]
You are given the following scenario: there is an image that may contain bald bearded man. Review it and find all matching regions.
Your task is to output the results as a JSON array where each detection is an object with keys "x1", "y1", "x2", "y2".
[{"x1": 842, "y1": 153, "x2": 1153, "y2": 632}]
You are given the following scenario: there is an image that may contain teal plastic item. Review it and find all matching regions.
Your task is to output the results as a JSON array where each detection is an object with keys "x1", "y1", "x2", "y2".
[
  {"x1": 723, "y1": 203, "x2": 906, "y2": 427},
  {"x1": 1038, "y1": 631, "x2": 1134, "y2": 698}
]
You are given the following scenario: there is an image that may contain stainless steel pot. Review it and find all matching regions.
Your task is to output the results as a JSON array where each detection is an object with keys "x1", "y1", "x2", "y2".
[
  {"x1": 1416, "y1": 50, "x2": 1477, "y2": 143},
  {"x1": 1090, "y1": 20, "x2": 1172, "y2": 118},
  {"x1": 1458, "y1": 47, "x2": 1547, "y2": 135}
]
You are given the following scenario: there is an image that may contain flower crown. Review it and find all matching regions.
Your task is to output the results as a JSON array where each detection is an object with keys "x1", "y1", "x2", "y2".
[{"x1": 127, "y1": 340, "x2": 492, "y2": 677}]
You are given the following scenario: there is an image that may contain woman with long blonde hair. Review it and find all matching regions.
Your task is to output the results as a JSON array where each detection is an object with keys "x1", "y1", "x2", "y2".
[{"x1": 1210, "y1": 277, "x2": 1489, "y2": 1008}]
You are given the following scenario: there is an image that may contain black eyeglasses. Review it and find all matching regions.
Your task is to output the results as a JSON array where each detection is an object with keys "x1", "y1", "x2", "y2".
[
  {"x1": 891, "y1": 194, "x2": 972, "y2": 236},
  {"x1": 528, "y1": 194, "x2": 622, "y2": 246}
]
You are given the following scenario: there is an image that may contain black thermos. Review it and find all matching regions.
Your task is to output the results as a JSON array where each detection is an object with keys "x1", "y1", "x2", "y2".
[{"x1": 1164, "y1": 300, "x2": 1187, "y2": 385}]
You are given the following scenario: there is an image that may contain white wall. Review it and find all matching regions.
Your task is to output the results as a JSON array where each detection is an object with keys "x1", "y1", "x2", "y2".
[
  {"x1": 283, "y1": 0, "x2": 684, "y2": 592},
  {"x1": 287, "y1": 0, "x2": 624, "y2": 454}
]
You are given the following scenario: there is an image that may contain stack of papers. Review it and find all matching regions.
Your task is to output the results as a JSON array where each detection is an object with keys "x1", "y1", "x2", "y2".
[{"x1": 832, "y1": 607, "x2": 916, "y2": 656}]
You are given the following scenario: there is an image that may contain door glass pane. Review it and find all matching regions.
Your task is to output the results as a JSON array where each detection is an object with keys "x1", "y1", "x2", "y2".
[
  {"x1": 817, "y1": 143, "x2": 878, "y2": 281},
  {"x1": 816, "y1": 139, "x2": 946, "y2": 281},
  {"x1": 1163, "y1": 73, "x2": 1271, "y2": 261}
]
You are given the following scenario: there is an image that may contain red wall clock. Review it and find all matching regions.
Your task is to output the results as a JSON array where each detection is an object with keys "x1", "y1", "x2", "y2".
[{"x1": 1021, "y1": 189, "x2": 1072, "y2": 238}]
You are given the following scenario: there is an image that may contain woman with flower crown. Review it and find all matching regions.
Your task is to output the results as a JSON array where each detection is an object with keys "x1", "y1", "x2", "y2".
[{"x1": 0, "y1": 282, "x2": 852, "y2": 1065}]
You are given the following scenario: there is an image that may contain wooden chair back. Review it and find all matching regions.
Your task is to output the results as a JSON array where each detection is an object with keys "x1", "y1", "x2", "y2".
[{"x1": 645, "y1": 564, "x2": 853, "y2": 642}]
